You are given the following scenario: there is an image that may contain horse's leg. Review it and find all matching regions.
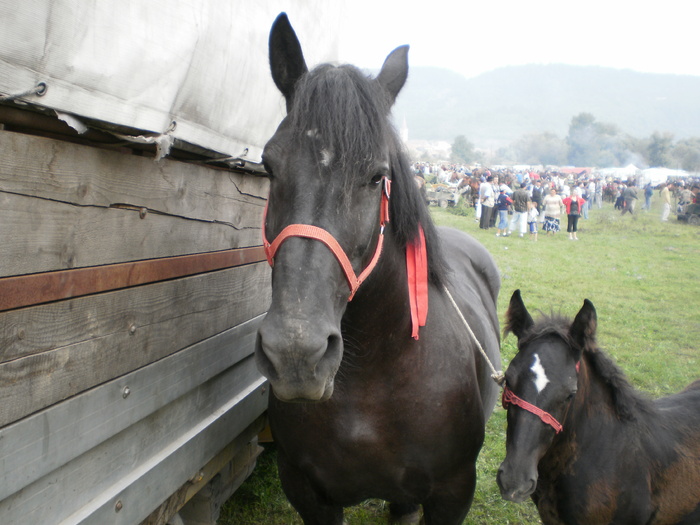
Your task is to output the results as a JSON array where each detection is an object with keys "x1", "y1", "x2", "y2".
[
  {"x1": 388, "y1": 502, "x2": 421, "y2": 524},
  {"x1": 419, "y1": 464, "x2": 476, "y2": 525},
  {"x1": 276, "y1": 451, "x2": 344, "y2": 525}
]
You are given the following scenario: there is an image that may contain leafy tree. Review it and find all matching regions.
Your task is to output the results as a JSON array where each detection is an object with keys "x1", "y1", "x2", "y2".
[
  {"x1": 491, "y1": 145, "x2": 518, "y2": 165},
  {"x1": 566, "y1": 113, "x2": 598, "y2": 166},
  {"x1": 450, "y1": 135, "x2": 475, "y2": 164},
  {"x1": 647, "y1": 131, "x2": 674, "y2": 167},
  {"x1": 671, "y1": 137, "x2": 700, "y2": 171},
  {"x1": 617, "y1": 135, "x2": 649, "y2": 167},
  {"x1": 515, "y1": 132, "x2": 567, "y2": 166},
  {"x1": 565, "y1": 113, "x2": 632, "y2": 167}
]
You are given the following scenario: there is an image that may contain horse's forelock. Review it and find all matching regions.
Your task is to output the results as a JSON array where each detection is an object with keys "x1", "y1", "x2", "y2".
[
  {"x1": 515, "y1": 314, "x2": 573, "y2": 351},
  {"x1": 288, "y1": 62, "x2": 446, "y2": 286},
  {"x1": 289, "y1": 64, "x2": 390, "y2": 170}
]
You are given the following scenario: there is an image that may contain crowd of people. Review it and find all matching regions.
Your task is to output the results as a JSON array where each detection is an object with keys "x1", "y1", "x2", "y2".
[
  {"x1": 474, "y1": 173, "x2": 591, "y2": 241},
  {"x1": 412, "y1": 162, "x2": 700, "y2": 239}
]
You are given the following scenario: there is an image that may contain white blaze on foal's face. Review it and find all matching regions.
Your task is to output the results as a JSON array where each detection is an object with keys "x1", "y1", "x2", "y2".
[{"x1": 531, "y1": 353, "x2": 550, "y2": 393}]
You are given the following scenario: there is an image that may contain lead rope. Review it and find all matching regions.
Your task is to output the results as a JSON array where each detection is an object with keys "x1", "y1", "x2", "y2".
[{"x1": 443, "y1": 284, "x2": 505, "y2": 386}]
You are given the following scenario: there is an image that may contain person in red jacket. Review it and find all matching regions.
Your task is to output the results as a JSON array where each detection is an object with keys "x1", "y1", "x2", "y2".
[{"x1": 562, "y1": 193, "x2": 585, "y2": 240}]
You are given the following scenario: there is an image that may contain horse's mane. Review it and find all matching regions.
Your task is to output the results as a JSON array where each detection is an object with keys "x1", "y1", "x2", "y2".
[
  {"x1": 510, "y1": 313, "x2": 655, "y2": 422},
  {"x1": 288, "y1": 63, "x2": 446, "y2": 286}
]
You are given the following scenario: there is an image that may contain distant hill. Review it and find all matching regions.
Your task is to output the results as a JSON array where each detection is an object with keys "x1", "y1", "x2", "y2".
[{"x1": 391, "y1": 64, "x2": 700, "y2": 148}]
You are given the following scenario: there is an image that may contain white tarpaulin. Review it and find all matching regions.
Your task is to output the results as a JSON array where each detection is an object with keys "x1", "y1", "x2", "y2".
[
  {"x1": 597, "y1": 164, "x2": 641, "y2": 178},
  {"x1": 0, "y1": 1, "x2": 342, "y2": 162},
  {"x1": 641, "y1": 167, "x2": 689, "y2": 186}
]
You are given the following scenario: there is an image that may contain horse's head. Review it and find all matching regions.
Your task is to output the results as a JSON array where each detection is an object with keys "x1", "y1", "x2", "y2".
[
  {"x1": 497, "y1": 290, "x2": 596, "y2": 502},
  {"x1": 255, "y1": 13, "x2": 411, "y2": 402}
]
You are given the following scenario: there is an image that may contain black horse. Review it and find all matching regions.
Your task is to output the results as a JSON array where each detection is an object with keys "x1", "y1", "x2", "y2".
[
  {"x1": 498, "y1": 290, "x2": 700, "y2": 525},
  {"x1": 254, "y1": 13, "x2": 502, "y2": 525}
]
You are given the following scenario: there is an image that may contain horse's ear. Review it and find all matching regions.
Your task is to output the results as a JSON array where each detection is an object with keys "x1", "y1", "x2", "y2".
[
  {"x1": 269, "y1": 13, "x2": 308, "y2": 112},
  {"x1": 504, "y1": 289, "x2": 534, "y2": 340},
  {"x1": 569, "y1": 299, "x2": 597, "y2": 359},
  {"x1": 376, "y1": 45, "x2": 409, "y2": 106}
]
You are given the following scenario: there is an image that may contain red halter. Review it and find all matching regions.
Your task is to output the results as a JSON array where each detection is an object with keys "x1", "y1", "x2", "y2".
[
  {"x1": 501, "y1": 387, "x2": 564, "y2": 434},
  {"x1": 262, "y1": 177, "x2": 391, "y2": 301},
  {"x1": 501, "y1": 361, "x2": 581, "y2": 434},
  {"x1": 261, "y1": 176, "x2": 429, "y2": 339}
]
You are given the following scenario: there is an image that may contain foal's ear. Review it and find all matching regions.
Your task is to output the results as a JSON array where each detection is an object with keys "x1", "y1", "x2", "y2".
[
  {"x1": 569, "y1": 299, "x2": 597, "y2": 358},
  {"x1": 269, "y1": 13, "x2": 308, "y2": 112},
  {"x1": 504, "y1": 289, "x2": 534, "y2": 340},
  {"x1": 376, "y1": 45, "x2": 409, "y2": 106}
]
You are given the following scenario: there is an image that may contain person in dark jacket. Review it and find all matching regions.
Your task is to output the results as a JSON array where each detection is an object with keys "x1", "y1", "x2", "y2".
[
  {"x1": 508, "y1": 182, "x2": 530, "y2": 237},
  {"x1": 495, "y1": 189, "x2": 513, "y2": 237},
  {"x1": 621, "y1": 181, "x2": 638, "y2": 215}
]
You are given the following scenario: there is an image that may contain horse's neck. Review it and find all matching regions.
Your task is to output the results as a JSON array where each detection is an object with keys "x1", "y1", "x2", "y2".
[
  {"x1": 577, "y1": 357, "x2": 610, "y2": 408},
  {"x1": 342, "y1": 237, "x2": 414, "y2": 350},
  {"x1": 560, "y1": 353, "x2": 636, "y2": 443}
]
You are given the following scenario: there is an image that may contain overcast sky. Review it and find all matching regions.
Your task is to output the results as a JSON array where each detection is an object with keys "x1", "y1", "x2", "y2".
[{"x1": 337, "y1": 0, "x2": 699, "y2": 78}]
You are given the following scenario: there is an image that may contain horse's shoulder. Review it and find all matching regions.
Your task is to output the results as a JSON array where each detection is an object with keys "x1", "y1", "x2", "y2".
[
  {"x1": 436, "y1": 227, "x2": 498, "y2": 292},
  {"x1": 654, "y1": 379, "x2": 700, "y2": 424},
  {"x1": 437, "y1": 227, "x2": 499, "y2": 276}
]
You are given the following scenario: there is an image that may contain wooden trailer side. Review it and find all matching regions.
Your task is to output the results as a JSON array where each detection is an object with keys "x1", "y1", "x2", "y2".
[{"x1": 0, "y1": 130, "x2": 271, "y2": 524}]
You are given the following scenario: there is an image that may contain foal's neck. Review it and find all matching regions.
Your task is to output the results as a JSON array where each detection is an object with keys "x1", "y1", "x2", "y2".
[{"x1": 567, "y1": 350, "x2": 644, "y2": 433}]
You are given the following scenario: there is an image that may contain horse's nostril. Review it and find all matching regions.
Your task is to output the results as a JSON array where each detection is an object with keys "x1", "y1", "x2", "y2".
[
  {"x1": 255, "y1": 314, "x2": 344, "y2": 402},
  {"x1": 255, "y1": 332, "x2": 279, "y2": 382},
  {"x1": 319, "y1": 333, "x2": 342, "y2": 370},
  {"x1": 527, "y1": 478, "x2": 537, "y2": 495}
]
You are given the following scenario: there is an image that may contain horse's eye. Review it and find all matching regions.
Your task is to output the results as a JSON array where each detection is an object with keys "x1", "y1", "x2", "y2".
[
  {"x1": 370, "y1": 173, "x2": 383, "y2": 186},
  {"x1": 566, "y1": 389, "x2": 577, "y2": 401}
]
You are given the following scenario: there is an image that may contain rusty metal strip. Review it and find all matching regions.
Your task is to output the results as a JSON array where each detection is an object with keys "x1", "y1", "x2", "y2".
[{"x1": 0, "y1": 246, "x2": 267, "y2": 312}]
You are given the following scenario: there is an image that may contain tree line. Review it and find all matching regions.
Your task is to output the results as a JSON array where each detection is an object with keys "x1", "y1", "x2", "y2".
[{"x1": 450, "y1": 112, "x2": 700, "y2": 171}]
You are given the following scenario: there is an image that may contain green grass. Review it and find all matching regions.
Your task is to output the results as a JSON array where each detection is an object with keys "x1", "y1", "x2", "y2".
[{"x1": 218, "y1": 200, "x2": 699, "y2": 524}]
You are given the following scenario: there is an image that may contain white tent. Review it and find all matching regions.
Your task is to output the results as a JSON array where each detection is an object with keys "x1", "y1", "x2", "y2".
[
  {"x1": 597, "y1": 164, "x2": 641, "y2": 179},
  {"x1": 640, "y1": 167, "x2": 689, "y2": 186}
]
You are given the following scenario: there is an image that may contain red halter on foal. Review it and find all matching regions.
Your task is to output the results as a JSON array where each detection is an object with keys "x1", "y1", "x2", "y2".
[
  {"x1": 501, "y1": 362, "x2": 580, "y2": 434},
  {"x1": 501, "y1": 387, "x2": 564, "y2": 434}
]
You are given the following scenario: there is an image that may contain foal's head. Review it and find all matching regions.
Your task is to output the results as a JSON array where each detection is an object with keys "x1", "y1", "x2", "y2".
[{"x1": 497, "y1": 289, "x2": 596, "y2": 502}]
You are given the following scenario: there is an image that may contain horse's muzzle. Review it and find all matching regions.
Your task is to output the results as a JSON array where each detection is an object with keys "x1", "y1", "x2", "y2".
[
  {"x1": 496, "y1": 463, "x2": 538, "y2": 503},
  {"x1": 255, "y1": 314, "x2": 343, "y2": 402}
]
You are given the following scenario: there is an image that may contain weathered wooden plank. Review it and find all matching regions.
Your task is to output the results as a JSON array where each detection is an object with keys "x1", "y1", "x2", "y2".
[
  {"x1": 0, "y1": 246, "x2": 266, "y2": 311},
  {"x1": 0, "y1": 261, "x2": 269, "y2": 364},
  {"x1": 141, "y1": 424, "x2": 264, "y2": 525},
  {"x1": 0, "y1": 315, "x2": 264, "y2": 502},
  {"x1": 0, "y1": 263, "x2": 271, "y2": 426},
  {"x1": 0, "y1": 130, "x2": 268, "y2": 221},
  {"x1": 0, "y1": 355, "x2": 269, "y2": 525},
  {"x1": 0, "y1": 190, "x2": 264, "y2": 277}
]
